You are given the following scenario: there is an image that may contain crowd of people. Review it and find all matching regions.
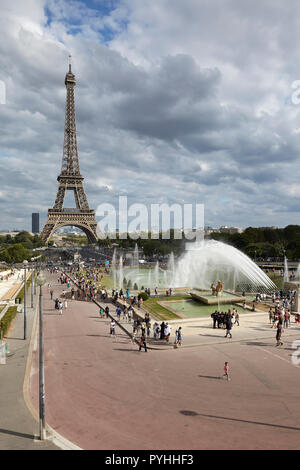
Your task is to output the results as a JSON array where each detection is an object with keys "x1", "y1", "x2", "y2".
[{"x1": 210, "y1": 309, "x2": 239, "y2": 338}]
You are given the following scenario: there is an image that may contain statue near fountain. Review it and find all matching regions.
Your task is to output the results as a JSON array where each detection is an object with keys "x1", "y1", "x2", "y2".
[
  {"x1": 216, "y1": 280, "x2": 223, "y2": 297},
  {"x1": 210, "y1": 280, "x2": 223, "y2": 296}
]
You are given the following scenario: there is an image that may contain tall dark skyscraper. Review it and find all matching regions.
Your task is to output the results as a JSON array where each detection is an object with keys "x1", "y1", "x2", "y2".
[{"x1": 32, "y1": 213, "x2": 39, "y2": 234}]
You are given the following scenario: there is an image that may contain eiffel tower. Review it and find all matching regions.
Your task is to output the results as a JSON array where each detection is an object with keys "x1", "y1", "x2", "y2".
[{"x1": 41, "y1": 60, "x2": 98, "y2": 244}]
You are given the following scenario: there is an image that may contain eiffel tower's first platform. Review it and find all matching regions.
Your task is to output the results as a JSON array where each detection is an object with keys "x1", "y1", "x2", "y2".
[{"x1": 40, "y1": 61, "x2": 98, "y2": 244}]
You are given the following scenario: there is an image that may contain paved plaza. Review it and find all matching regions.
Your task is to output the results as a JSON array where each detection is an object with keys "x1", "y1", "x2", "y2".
[{"x1": 22, "y1": 271, "x2": 300, "y2": 450}]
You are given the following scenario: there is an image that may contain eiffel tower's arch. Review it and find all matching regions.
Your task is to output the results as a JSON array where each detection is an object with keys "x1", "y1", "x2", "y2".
[
  {"x1": 41, "y1": 62, "x2": 98, "y2": 245},
  {"x1": 42, "y1": 219, "x2": 98, "y2": 245}
]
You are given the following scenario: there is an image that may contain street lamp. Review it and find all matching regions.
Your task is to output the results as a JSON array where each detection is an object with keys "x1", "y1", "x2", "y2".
[
  {"x1": 33, "y1": 261, "x2": 37, "y2": 295},
  {"x1": 36, "y1": 272, "x2": 46, "y2": 440},
  {"x1": 23, "y1": 260, "x2": 28, "y2": 340},
  {"x1": 30, "y1": 261, "x2": 34, "y2": 309}
]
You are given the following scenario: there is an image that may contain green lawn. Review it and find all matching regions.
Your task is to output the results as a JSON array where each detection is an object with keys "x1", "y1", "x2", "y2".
[
  {"x1": 79, "y1": 270, "x2": 114, "y2": 290},
  {"x1": 143, "y1": 295, "x2": 190, "y2": 321},
  {"x1": 98, "y1": 273, "x2": 114, "y2": 290},
  {"x1": 0, "y1": 305, "x2": 18, "y2": 337}
]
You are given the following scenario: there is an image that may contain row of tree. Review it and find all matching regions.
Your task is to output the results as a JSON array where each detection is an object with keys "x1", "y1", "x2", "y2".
[
  {"x1": 0, "y1": 231, "x2": 43, "y2": 250},
  {"x1": 0, "y1": 231, "x2": 44, "y2": 264},
  {"x1": 98, "y1": 225, "x2": 300, "y2": 260},
  {"x1": 2, "y1": 225, "x2": 300, "y2": 264},
  {"x1": 98, "y1": 230, "x2": 185, "y2": 257},
  {"x1": 210, "y1": 225, "x2": 300, "y2": 260}
]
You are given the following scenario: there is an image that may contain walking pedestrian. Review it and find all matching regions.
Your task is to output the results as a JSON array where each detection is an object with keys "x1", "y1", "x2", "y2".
[
  {"x1": 164, "y1": 323, "x2": 171, "y2": 342},
  {"x1": 211, "y1": 311, "x2": 217, "y2": 329},
  {"x1": 116, "y1": 306, "x2": 121, "y2": 322},
  {"x1": 276, "y1": 323, "x2": 283, "y2": 346},
  {"x1": 234, "y1": 311, "x2": 239, "y2": 326},
  {"x1": 175, "y1": 327, "x2": 183, "y2": 346},
  {"x1": 139, "y1": 333, "x2": 147, "y2": 352},
  {"x1": 131, "y1": 331, "x2": 136, "y2": 344},
  {"x1": 128, "y1": 307, "x2": 132, "y2": 323},
  {"x1": 223, "y1": 362, "x2": 230, "y2": 381},
  {"x1": 50, "y1": 289, "x2": 54, "y2": 300},
  {"x1": 110, "y1": 320, "x2": 116, "y2": 336},
  {"x1": 160, "y1": 321, "x2": 165, "y2": 340},
  {"x1": 284, "y1": 311, "x2": 289, "y2": 329},
  {"x1": 269, "y1": 308, "x2": 273, "y2": 324},
  {"x1": 225, "y1": 317, "x2": 232, "y2": 338},
  {"x1": 153, "y1": 322, "x2": 160, "y2": 339}
]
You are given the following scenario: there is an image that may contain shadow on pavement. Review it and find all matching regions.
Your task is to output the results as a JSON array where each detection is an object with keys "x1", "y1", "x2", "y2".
[
  {"x1": 0, "y1": 428, "x2": 35, "y2": 440},
  {"x1": 198, "y1": 375, "x2": 221, "y2": 380},
  {"x1": 179, "y1": 411, "x2": 300, "y2": 432}
]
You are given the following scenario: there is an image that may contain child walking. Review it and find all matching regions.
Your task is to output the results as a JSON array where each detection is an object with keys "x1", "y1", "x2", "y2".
[{"x1": 223, "y1": 362, "x2": 230, "y2": 381}]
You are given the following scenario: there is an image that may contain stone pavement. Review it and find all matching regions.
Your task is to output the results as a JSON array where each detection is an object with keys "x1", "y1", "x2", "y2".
[
  {"x1": 0, "y1": 285, "x2": 59, "y2": 450},
  {"x1": 26, "y1": 271, "x2": 300, "y2": 450}
]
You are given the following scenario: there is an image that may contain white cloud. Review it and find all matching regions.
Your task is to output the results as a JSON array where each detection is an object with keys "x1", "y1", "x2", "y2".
[{"x1": 0, "y1": 0, "x2": 300, "y2": 231}]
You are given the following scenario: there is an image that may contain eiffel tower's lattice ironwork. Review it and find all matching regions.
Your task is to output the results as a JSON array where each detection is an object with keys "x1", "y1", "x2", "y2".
[{"x1": 40, "y1": 61, "x2": 98, "y2": 244}]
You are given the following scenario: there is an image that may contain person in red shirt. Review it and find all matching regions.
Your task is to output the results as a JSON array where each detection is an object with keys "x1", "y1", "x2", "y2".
[{"x1": 223, "y1": 362, "x2": 230, "y2": 381}]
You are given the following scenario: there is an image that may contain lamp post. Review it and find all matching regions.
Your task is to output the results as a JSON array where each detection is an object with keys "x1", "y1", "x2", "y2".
[
  {"x1": 34, "y1": 261, "x2": 37, "y2": 295},
  {"x1": 23, "y1": 260, "x2": 28, "y2": 340},
  {"x1": 36, "y1": 272, "x2": 46, "y2": 440},
  {"x1": 30, "y1": 262, "x2": 34, "y2": 308}
]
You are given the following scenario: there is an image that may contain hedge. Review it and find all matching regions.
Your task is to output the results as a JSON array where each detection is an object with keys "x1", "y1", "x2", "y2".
[
  {"x1": 0, "y1": 306, "x2": 18, "y2": 338},
  {"x1": 138, "y1": 292, "x2": 149, "y2": 301}
]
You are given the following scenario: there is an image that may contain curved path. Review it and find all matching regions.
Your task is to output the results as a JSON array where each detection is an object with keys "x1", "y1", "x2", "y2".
[{"x1": 27, "y1": 272, "x2": 300, "y2": 450}]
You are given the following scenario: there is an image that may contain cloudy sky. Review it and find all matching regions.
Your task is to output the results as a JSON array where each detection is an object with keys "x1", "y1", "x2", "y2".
[{"x1": 1, "y1": 0, "x2": 300, "y2": 232}]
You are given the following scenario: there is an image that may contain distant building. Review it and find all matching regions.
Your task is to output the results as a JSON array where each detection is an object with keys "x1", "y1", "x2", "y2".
[
  {"x1": 219, "y1": 226, "x2": 243, "y2": 234},
  {"x1": 204, "y1": 226, "x2": 220, "y2": 235},
  {"x1": 32, "y1": 213, "x2": 39, "y2": 234},
  {"x1": 0, "y1": 231, "x2": 20, "y2": 237}
]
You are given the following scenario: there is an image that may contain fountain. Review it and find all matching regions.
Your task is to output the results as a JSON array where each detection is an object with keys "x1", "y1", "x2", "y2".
[
  {"x1": 171, "y1": 239, "x2": 276, "y2": 293},
  {"x1": 118, "y1": 255, "x2": 123, "y2": 289},
  {"x1": 283, "y1": 256, "x2": 289, "y2": 283},
  {"x1": 147, "y1": 269, "x2": 152, "y2": 287},
  {"x1": 113, "y1": 239, "x2": 276, "y2": 298},
  {"x1": 112, "y1": 248, "x2": 117, "y2": 289},
  {"x1": 163, "y1": 270, "x2": 167, "y2": 286},
  {"x1": 296, "y1": 263, "x2": 300, "y2": 280},
  {"x1": 154, "y1": 261, "x2": 159, "y2": 287},
  {"x1": 167, "y1": 252, "x2": 175, "y2": 285},
  {"x1": 133, "y1": 243, "x2": 139, "y2": 268}
]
